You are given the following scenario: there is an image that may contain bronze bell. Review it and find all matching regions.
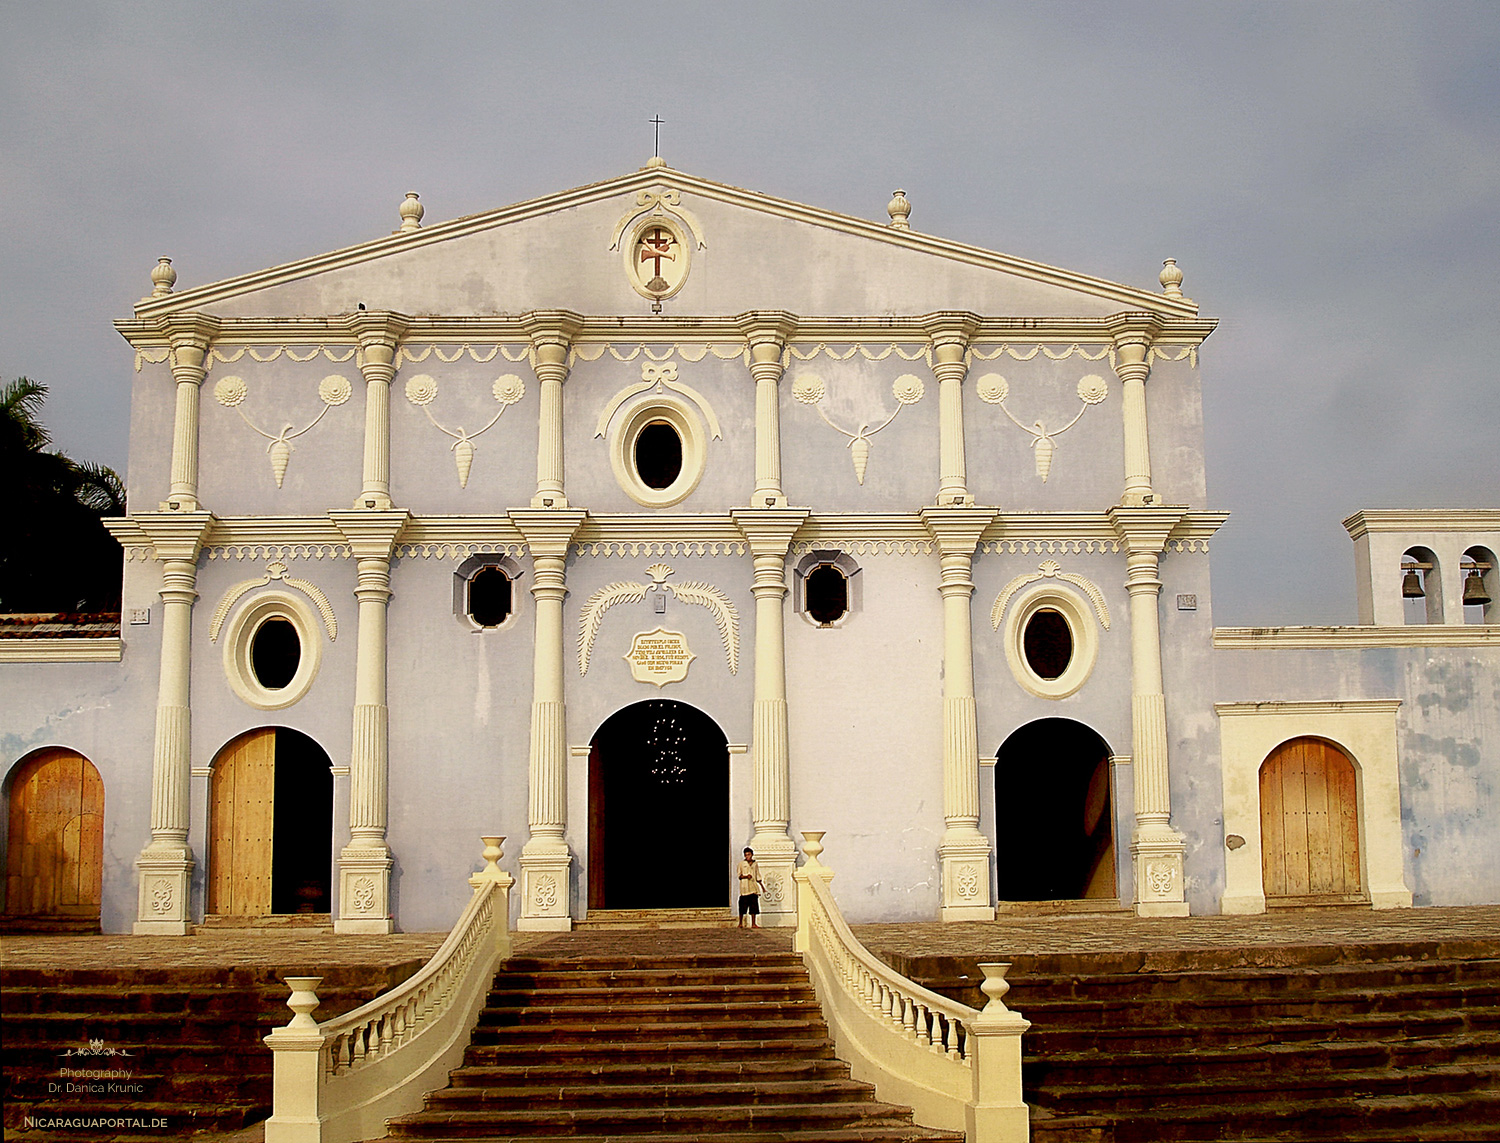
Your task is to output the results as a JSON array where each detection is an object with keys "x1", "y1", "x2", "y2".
[
  {"x1": 1402, "y1": 567, "x2": 1425, "y2": 598},
  {"x1": 1463, "y1": 567, "x2": 1491, "y2": 607}
]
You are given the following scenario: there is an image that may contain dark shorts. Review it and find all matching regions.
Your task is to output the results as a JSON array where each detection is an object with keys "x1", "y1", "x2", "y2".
[{"x1": 738, "y1": 893, "x2": 760, "y2": 916}]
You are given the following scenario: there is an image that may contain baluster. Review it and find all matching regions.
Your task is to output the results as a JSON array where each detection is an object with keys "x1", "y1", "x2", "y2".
[
  {"x1": 881, "y1": 984, "x2": 895, "y2": 1023},
  {"x1": 378, "y1": 1012, "x2": 394, "y2": 1058},
  {"x1": 949, "y1": 1018, "x2": 965, "y2": 1062},
  {"x1": 903, "y1": 995, "x2": 918, "y2": 1040},
  {"x1": 917, "y1": 1003, "x2": 933, "y2": 1048}
]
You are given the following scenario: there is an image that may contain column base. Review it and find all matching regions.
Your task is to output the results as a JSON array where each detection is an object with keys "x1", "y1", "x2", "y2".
[
  {"x1": 336, "y1": 845, "x2": 394, "y2": 934},
  {"x1": 135, "y1": 844, "x2": 194, "y2": 934},
  {"x1": 1132, "y1": 824, "x2": 1188, "y2": 917},
  {"x1": 747, "y1": 831, "x2": 798, "y2": 928},
  {"x1": 518, "y1": 839, "x2": 572, "y2": 931},
  {"x1": 939, "y1": 831, "x2": 994, "y2": 922}
]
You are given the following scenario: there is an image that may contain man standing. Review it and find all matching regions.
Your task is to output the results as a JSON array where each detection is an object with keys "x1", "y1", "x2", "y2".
[{"x1": 737, "y1": 847, "x2": 763, "y2": 928}]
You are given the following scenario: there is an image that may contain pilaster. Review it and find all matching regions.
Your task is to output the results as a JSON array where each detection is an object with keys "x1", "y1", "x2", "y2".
[
  {"x1": 1106, "y1": 312, "x2": 1165, "y2": 507},
  {"x1": 131, "y1": 511, "x2": 216, "y2": 934},
  {"x1": 157, "y1": 313, "x2": 221, "y2": 513},
  {"x1": 344, "y1": 311, "x2": 410, "y2": 511},
  {"x1": 329, "y1": 509, "x2": 410, "y2": 933},
  {"x1": 1109, "y1": 505, "x2": 1189, "y2": 916},
  {"x1": 520, "y1": 310, "x2": 584, "y2": 509},
  {"x1": 731, "y1": 507, "x2": 811, "y2": 926},
  {"x1": 921, "y1": 506, "x2": 998, "y2": 921},
  {"x1": 510, "y1": 508, "x2": 589, "y2": 930},
  {"x1": 923, "y1": 312, "x2": 981, "y2": 507},
  {"x1": 736, "y1": 311, "x2": 799, "y2": 508}
]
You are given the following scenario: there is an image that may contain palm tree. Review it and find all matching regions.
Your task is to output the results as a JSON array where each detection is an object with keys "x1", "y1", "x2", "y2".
[{"x1": 0, "y1": 377, "x2": 126, "y2": 613}]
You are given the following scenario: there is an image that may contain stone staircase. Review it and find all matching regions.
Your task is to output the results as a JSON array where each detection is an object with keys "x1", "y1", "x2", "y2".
[
  {"x1": 1, "y1": 961, "x2": 423, "y2": 1142},
  {"x1": 379, "y1": 935, "x2": 964, "y2": 1143},
  {"x1": 879, "y1": 941, "x2": 1500, "y2": 1142}
]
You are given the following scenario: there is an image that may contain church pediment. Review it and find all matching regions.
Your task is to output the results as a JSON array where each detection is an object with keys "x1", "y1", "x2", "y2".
[{"x1": 129, "y1": 165, "x2": 1197, "y2": 323}]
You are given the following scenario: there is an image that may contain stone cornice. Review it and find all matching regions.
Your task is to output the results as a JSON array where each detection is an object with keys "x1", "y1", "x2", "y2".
[
  {"x1": 328, "y1": 510, "x2": 411, "y2": 560},
  {"x1": 115, "y1": 313, "x2": 1220, "y2": 350},
  {"x1": 0, "y1": 639, "x2": 124, "y2": 663},
  {"x1": 1215, "y1": 700, "x2": 1403, "y2": 717},
  {"x1": 128, "y1": 166, "x2": 1204, "y2": 323},
  {"x1": 1343, "y1": 509, "x2": 1500, "y2": 539},
  {"x1": 1214, "y1": 625, "x2": 1500, "y2": 649},
  {"x1": 126, "y1": 512, "x2": 217, "y2": 562},
  {"x1": 1108, "y1": 505, "x2": 1190, "y2": 553}
]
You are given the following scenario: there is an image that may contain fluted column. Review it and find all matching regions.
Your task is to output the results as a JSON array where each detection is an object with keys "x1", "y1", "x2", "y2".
[
  {"x1": 132, "y1": 512, "x2": 215, "y2": 934},
  {"x1": 925, "y1": 312, "x2": 981, "y2": 507},
  {"x1": 922, "y1": 506, "x2": 998, "y2": 921},
  {"x1": 345, "y1": 311, "x2": 410, "y2": 511},
  {"x1": 1109, "y1": 505, "x2": 1189, "y2": 916},
  {"x1": 1108, "y1": 313, "x2": 1164, "y2": 507},
  {"x1": 731, "y1": 508, "x2": 810, "y2": 926},
  {"x1": 521, "y1": 310, "x2": 584, "y2": 509},
  {"x1": 158, "y1": 313, "x2": 221, "y2": 513},
  {"x1": 330, "y1": 510, "x2": 409, "y2": 933},
  {"x1": 511, "y1": 509, "x2": 588, "y2": 930},
  {"x1": 737, "y1": 311, "x2": 798, "y2": 508}
]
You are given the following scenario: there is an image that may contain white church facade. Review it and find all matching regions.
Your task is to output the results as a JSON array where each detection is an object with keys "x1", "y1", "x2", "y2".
[{"x1": 4, "y1": 163, "x2": 1498, "y2": 936}]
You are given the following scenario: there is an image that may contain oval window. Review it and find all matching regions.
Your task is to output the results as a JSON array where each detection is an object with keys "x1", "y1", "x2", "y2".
[
  {"x1": 805, "y1": 564, "x2": 849, "y2": 625},
  {"x1": 251, "y1": 618, "x2": 301, "y2": 690},
  {"x1": 1023, "y1": 609, "x2": 1072, "y2": 680},
  {"x1": 468, "y1": 566, "x2": 513, "y2": 628},
  {"x1": 635, "y1": 421, "x2": 683, "y2": 490}
]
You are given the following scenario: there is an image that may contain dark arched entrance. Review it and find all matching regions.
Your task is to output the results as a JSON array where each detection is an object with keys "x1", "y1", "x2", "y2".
[
  {"x1": 995, "y1": 718, "x2": 1115, "y2": 901},
  {"x1": 208, "y1": 727, "x2": 333, "y2": 916},
  {"x1": 588, "y1": 700, "x2": 729, "y2": 910}
]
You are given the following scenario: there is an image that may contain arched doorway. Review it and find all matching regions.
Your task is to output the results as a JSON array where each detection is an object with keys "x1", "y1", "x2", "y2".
[
  {"x1": 1260, "y1": 737, "x2": 1362, "y2": 903},
  {"x1": 587, "y1": 700, "x2": 729, "y2": 910},
  {"x1": 994, "y1": 719, "x2": 1115, "y2": 901},
  {"x1": 4, "y1": 749, "x2": 104, "y2": 922},
  {"x1": 208, "y1": 728, "x2": 333, "y2": 916}
]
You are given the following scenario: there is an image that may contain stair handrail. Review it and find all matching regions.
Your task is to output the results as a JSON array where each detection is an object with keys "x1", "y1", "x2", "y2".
[
  {"x1": 264, "y1": 837, "x2": 514, "y2": 1143},
  {"x1": 793, "y1": 831, "x2": 1031, "y2": 1143}
]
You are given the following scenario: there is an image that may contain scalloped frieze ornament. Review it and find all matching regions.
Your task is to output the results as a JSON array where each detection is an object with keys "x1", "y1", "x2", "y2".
[
  {"x1": 212, "y1": 374, "x2": 352, "y2": 487},
  {"x1": 578, "y1": 563, "x2": 739, "y2": 676},
  {"x1": 976, "y1": 373, "x2": 1108, "y2": 482},
  {"x1": 792, "y1": 372, "x2": 925, "y2": 485},
  {"x1": 404, "y1": 373, "x2": 525, "y2": 488}
]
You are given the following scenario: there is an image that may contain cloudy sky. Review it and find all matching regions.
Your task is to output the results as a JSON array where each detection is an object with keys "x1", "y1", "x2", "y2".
[{"x1": 3, "y1": 1, "x2": 1496, "y2": 625}]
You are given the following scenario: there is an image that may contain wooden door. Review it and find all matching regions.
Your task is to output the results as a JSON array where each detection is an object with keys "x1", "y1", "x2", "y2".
[
  {"x1": 4, "y1": 749, "x2": 104, "y2": 917},
  {"x1": 208, "y1": 729, "x2": 275, "y2": 916},
  {"x1": 1260, "y1": 737, "x2": 1362, "y2": 902}
]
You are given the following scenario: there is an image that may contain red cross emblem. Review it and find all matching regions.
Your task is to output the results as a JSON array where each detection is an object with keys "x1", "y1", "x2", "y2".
[{"x1": 638, "y1": 227, "x2": 677, "y2": 291}]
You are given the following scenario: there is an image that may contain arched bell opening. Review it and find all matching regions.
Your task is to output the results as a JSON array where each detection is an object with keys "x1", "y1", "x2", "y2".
[
  {"x1": 587, "y1": 699, "x2": 729, "y2": 910},
  {"x1": 208, "y1": 727, "x2": 333, "y2": 917},
  {"x1": 3, "y1": 748, "x2": 104, "y2": 925},
  {"x1": 994, "y1": 718, "x2": 1115, "y2": 901}
]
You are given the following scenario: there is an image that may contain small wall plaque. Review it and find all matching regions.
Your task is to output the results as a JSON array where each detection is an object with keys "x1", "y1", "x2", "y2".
[
  {"x1": 624, "y1": 628, "x2": 695, "y2": 687},
  {"x1": 1176, "y1": 594, "x2": 1198, "y2": 611},
  {"x1": 129, "y1": 608, "x2": 151, "y2": 625}
]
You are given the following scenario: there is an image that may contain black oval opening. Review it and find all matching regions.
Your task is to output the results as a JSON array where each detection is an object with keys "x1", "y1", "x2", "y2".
[
  {"x1": 635, "y1": 421, "x2": 683, "y2": 490},
  {"x1": 251, "y1": 618, "x2": 301, "y2": 690},
  {"x1": 1023, "y1": 609, "x2": 1073, "y2": 680},
  {"x1": 468, "y1": 566, "x2": 513, "y2": 628},
  {"x1": 806, "y1": 564, "x2": 849, "y2": 625}
]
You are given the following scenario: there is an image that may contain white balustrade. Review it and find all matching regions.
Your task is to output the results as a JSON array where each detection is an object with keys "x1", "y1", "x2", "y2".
[
  {"x1": 793, "y1": 831, "x2": 1031, "y2": 1142},
  {"x1": 265, "y1": 837, "x2": 514, "y2": 1143}
]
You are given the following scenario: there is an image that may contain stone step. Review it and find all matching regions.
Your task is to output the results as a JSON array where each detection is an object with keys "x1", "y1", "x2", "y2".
[
  {"x1": 476, "y1": 998, "x2": 826, "y2": 1027},
  {"x1": 383, "y1": 1098, "x2": 930, "y2": 1137},
  {"x1": 463, "y1": 1034, "x2": 841, "y2": 1068},
  {"x1": 485, "y1": 980, "x2": 816, "y2": 1005},
  {"x1": 0, "y1": 1012, "x2": 273, "y2": 1047},
  {"x1": 374, "y1": 1130, "x2": 963, "y2": 1143},
  {"x1": 574, "y1": 908, "x2": 742, "y2": 930},
  {"x1": 469, "y1": 1015, "x2": 832, "y2": 1045},
  {"x1": 423, "y1": 1076, "x2": 880, "y2": 1112},
  {"x1": 447, "y1": 1056, "x2": 853, "y2": 1088}
]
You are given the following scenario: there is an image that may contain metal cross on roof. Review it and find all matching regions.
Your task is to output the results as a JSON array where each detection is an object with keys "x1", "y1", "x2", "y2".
[{"x1": 650, "y1": 114, "x2": 664, "y2": 158}]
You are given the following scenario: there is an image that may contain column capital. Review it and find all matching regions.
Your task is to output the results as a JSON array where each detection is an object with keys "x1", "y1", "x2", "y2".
[
  {"x1": 1105, "y1": 311, "x2": 1165, "y2": 375},
  {"x1": 730, "y1": 507, "x2": 810, "y2": 556},
  {"x1": 1107, "y1": 505, "x2": 1187, "y2": 553},
  {"x1": 509, "y1": 508, "x2": 588, "y2": 557},
  {"x1": 329, "y1": 509, "x2": 410, "y2": 558},
  {"x1": 920, "y1": 506, "x2": 998, "y2": 555},
  {"x1": 155, "y1": 312, "x2": 223, "y2": 370},
  {"x1": 735, "y1": 310, "x2": 800, "y2": 349},
  {"x1": 342, "y1": 310, "x2": 412, "y2": 354},
  {"x1": 130, "y1": 511, "x2": 217, "y2": 562},
  {"x1": 921, "y1": 310, "x2": 982, "y2": 352},
  {"x1": 519, "y1": 309, "x2": 585, "y2": 352}
]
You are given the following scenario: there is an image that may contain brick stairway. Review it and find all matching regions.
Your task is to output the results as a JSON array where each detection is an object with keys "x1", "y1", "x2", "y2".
[
  {"x1": 379, "y1": 933, "x2": 964, "y2": 1143},
  {"x1": 881, "y1": 941, "x2": 1500, "y2": 1142},
  {"x1": 1, "y1": 961, "x2": 423, "y2": 1142}
]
